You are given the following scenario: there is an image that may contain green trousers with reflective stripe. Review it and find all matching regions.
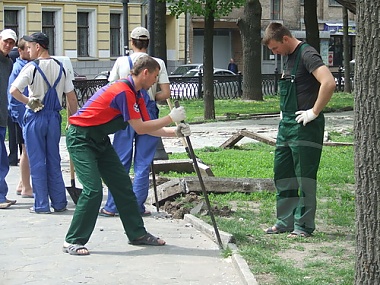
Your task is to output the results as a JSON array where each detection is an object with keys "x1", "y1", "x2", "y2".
[
  {"x1": 65, "y1": 124, "x2": 146, "y2": 245},
  {"x1": 273, "y1": 113, "x2": 324, "y2": 234}
]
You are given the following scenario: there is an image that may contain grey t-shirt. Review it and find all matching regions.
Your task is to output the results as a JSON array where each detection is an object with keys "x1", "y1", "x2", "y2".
[{"x1": 283, "y1": 42, "x2": 324, "y2": 110}]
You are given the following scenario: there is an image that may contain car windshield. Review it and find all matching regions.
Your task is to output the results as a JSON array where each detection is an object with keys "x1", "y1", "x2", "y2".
[
  {"x1": 172, "y1": 65, "x2": 201, "y2": 76},
  {"x1": 183, "y1": 70, "x2": 199, "y2": 77}
]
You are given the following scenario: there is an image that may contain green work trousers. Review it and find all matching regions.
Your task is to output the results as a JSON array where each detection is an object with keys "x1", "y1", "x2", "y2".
[
  {"x1": 65, "y1": 124, "x2": 146, "y2": 245},
  {"x1": 274, "y1": 113, "x2": 324, "y2": 234}
]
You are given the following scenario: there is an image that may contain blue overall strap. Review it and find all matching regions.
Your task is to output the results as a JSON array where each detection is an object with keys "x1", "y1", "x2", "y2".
[
  {"x1": 128, "y1": 56, "x2": 133, "y2": 70},
  {"x1": 31, "y1": 60, "x2": 63, "y2": 90}
]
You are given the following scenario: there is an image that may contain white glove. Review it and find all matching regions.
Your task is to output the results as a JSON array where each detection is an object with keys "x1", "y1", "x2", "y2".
[
  {"x1": 175, "y1": 123, "x2": 191, "y2": 137},
  {"x1": 27, "y1": 98, "x2": 44, "y2": 112},
  {"x1": 169, "y1": 106, "x2": 186, "y2": 122},
  {"x1": 295, "y1": 109, "x2": 318, "y2": 126}
]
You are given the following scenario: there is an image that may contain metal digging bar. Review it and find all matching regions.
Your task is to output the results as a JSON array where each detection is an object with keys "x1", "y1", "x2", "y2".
[{"x1": 174, "y1": 100, "x2": 223, "y2": 249}]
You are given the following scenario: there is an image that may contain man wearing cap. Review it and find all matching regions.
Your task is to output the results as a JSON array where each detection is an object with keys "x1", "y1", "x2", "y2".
[
  {"x1": 0, "y1": 29, "x2": 17, "y2": 209},
  {"x1": 10, "y1": 32, "x2": 78, "y2": 214},
  {"x1": 101, "y1": 27, "x2": 170, "y2": 217}
]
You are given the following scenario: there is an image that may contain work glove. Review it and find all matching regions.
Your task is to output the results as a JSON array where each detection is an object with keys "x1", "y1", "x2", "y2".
[
  {"x1": 175, "y1": 123, "x2": 191, "y2": 137},
  {"x1": 27, "y1": 98, "x2": 44, "y2": 113},
  {"x1": 169, "y1": 106, "x2": 186, "y2": 123},
  {"x1": 295, "y1": 108, "x2": 318, "y2": 126}
]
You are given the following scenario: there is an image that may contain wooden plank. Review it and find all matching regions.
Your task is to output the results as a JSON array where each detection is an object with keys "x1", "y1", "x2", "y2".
[
  {"x1": 240, "y1": 130, "x2": 276, "y2": 146},
  {"x1": 219, "y1": 133, "x2": 245, "y2": 148}
]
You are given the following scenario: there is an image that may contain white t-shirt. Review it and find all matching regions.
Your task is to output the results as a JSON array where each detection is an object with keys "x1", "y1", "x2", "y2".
[
  {"x1": 108, "y1": 52, "x2": 169, "y2": 101},
  {"x1": 11, "y1": 58, "x2": 74, "y2": 106}
]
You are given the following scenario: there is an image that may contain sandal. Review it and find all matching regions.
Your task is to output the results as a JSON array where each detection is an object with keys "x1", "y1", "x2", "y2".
[
  {"x1": 99, "y1": 208, "x2": 119, "y2": 217},
  {"x1": 129, "y1": 233, "x2": 166, "y2": 246},
  {"x1": 287, "y1": 230, "x2": 312, "y2": 238},
  {"x1": 141, "y1": 210, "x2": 152, "y2": 217},
  {"x1": 264, "y1": 226, "x2": 290, "y2": 234},
  {"x1": 62, "y1": 244, "x2": 90, "y2": 256}
]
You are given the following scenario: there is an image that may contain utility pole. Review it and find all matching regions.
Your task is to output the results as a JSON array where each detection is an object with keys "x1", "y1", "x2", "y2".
[
  {"x1": 122, "y1": 0, "x2": 129, "y2": 55},
  {"x1": 147, "y1": 0, "x2": 155, "y2": 56}
]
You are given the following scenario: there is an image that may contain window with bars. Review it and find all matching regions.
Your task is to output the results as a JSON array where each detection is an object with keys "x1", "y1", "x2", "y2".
[
  {"x1": 77, "y1": 12, "x2": 89, "y2": 57},
  {"x1": 110, "y1": 13, "x2": 121, "y2": 57},
  {"x1": 42, "y1": 11, "x2": 55, "y2": 55},
  {"x1": 271, "y1": 0, "x2": 282, "y2": 20},
  {"x1": 4, "y1": 10, "x2": 19, "y2": 36}
]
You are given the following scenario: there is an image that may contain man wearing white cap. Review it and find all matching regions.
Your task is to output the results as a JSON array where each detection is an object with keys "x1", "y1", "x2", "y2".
[
  {"x1": 101, "y1": 27, "x2": 170, "y2": 217},
  {"x1": 0, "y1": 29, "x2": 17, "y2": 209}
]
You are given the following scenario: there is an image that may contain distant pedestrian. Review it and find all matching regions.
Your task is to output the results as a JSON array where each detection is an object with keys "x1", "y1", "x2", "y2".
[
  {"x1": 227, "y1": 58, "x2": 238, "y2": 74},
  {"x1": 0, "y1": 29, "x2": 17, "y2": 209},
  {"x1": 62, "y1": 55, "x2": 190, "y2": 255},
  {"x1": 10, "y1": 32, "x2": 78, "y2": 214}
]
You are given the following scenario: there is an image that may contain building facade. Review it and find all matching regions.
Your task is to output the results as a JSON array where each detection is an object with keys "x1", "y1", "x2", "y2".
[
  {"x1": 1, "y1": 0, "x2": 185, "y2": 78},
  {"x1": 1, "y1": 0, "x2": 355, "y2": 77}
]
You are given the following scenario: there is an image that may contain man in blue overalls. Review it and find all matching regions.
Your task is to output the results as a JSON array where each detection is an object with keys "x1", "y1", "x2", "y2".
[
  {"x1": 262, "y1": 23, "x2": 336, "y2": 237},
  {"x1": 101, "y1": 27, "x2": 170, "y2": 217},
  {"x1": 10, "y1": 32, "x2": 78, "y2": 214}
]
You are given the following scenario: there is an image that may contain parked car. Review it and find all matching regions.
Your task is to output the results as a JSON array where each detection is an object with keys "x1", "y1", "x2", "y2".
[
  {"x1": 170, "y1": 68, "x2": 240, "y2": 99},
  {"x1": 94, "y1": 71, "x2": 110, "y2": 80},
  {"x1": 170, "y1": 63, "x2": 203, "y2": 78}
]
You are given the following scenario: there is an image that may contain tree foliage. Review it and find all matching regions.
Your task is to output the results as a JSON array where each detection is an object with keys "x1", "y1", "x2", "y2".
[
  {"x1": 165, "y1": 0, "x2": 245, "y2": 119},
  {"x1": 165, "y1": 0, "x2": 245, "y2": 18}
]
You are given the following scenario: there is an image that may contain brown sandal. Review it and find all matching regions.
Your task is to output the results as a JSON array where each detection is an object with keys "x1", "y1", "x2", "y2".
[{"x1": 129, "y1": 233, "x2": 166, "y2": 246}]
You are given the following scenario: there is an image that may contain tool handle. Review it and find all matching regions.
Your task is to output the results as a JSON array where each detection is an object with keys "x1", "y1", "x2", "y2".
[{"x1": 174, "y1": 100, "x2": 185, "y2": 123}]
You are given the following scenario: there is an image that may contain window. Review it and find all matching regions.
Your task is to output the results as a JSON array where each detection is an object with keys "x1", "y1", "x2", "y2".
[
  {"x1": 77, "y1": 12, "x2": 89, "y2": 57},
  {"x1": 329, "y1": 0, "x2": 341, "y2": 6},
  {"x1": 42, "y1": 11, "x2": 55, "y2": 55},
  {"x1": 4, "y1": 10, "x2": 19, "y2": 35},
  {"x1": 271, "y1": 0, "x2": 282, "y2": 20},
  {"x1": 110, "y1": 13, "x2": 121, "y2": 57}
]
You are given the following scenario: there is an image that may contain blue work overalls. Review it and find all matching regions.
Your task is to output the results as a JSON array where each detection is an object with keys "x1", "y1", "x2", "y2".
[
  {"x1": 23, "y1": 61, "x2": 67, "y2": 212},
  {"x1": 104, "y1": 56, "x2": 159, "y2": 214}
]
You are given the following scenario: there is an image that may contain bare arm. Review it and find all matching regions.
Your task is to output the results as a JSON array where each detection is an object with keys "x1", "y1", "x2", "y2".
[
  {"x1": 311, "y1": 65, "x2": 336, "y2": 115},
  {"x1": 65, "y1": 90, "x2": 78, "y2": 116},
  {"x1": 128, "y1": 115, "x2": 175, "y2": 136},
  {"x1": 154, "y1": 83, "x2": 170, "y2": 101}
]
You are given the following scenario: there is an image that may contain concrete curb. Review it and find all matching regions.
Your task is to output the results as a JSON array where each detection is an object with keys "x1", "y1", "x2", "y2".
[{"x1": 184, "y1": 214, "x2": 259, "y2": 285}]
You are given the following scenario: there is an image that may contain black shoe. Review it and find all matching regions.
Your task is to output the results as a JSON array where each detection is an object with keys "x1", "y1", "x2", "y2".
[{"x1": 9, "y1": 160, "x2": 18, "y2": 166}]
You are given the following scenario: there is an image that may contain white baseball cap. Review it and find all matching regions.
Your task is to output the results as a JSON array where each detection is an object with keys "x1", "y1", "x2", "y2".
[
  {"x1": 131, "y1": 27, "x2": 150, "y2": 40},
  {"x1": 0, "y1": 29, "x2": 17, "y2": 42}
]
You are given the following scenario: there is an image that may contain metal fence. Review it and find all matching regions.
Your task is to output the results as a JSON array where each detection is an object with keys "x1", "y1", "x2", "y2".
[{"x1": 63, "y1": 74, "x2": 280, "y2": 108}]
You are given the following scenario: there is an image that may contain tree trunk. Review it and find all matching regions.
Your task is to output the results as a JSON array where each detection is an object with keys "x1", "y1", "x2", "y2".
[
  {"x1": 304, "y1": 0, "x2": 320, "y2": 53},
  {"x1": 203, "y1": 1, "x2": 215, "y2": 120},
  {"x1": 354, "y1": 1, "x2": 380, "y2": 284},
  {"x1": 343, "y1": 6, "x2": 351, "y2": 93},
  {"x1": 155, "y1": 0, "x2": 167, "y2": 65},
  {"x1": 238, "y1": 0, "x2": 262, "y2": 101}
]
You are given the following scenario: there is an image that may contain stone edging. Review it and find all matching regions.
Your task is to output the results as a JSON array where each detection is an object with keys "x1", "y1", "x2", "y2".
[{"x1": 184, "y1": 214, "x2": 259, "y2": 285}]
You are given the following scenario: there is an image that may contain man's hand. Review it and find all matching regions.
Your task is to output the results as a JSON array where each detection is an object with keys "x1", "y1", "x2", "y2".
[
  {"x1": 295, "y1": 109, "x2": 318, "y2": 126},
  {"x1": 169, "y1": 106, "x2": 186, "y2": 122},
  {"x1": 27, "y1": 98, "x2": 44, "y2": 113},
  {"x1": 175, "y1": 123, "x2": 191, "y2": 137}
]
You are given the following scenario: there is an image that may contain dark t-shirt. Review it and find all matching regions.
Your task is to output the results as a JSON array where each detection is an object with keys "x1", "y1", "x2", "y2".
[{"x1": 283, "y1": 42, "x2": 324, "y2": 110}]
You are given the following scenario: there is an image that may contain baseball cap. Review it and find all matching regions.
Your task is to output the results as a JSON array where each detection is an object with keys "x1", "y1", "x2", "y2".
[
  {"x1": 131, "y1": 27, "x2": 150, "y2": 40},
  {"x1": 23, "y1": 32, "x2": 49, "y2": 49},
  {"x1": 0, "y1": 29, "x2": 17, "y2": 42}
]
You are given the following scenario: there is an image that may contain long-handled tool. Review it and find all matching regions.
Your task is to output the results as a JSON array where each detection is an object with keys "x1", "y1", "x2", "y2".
[
  {"x1": 150, "y1": 162, "x2": 160, "y2": 212},
  {"x1": 65, "y1": 111, "x2": 82, "y2": 205},
  {"x1": 166, "y1": 98, "x2": 204, "y2": 163},
  {"x1": 66, "y1": 159, "x2": 82, "y2": 204},
  {"x1": 174, "y1": 101, "x2": 223, "y2": 249}
]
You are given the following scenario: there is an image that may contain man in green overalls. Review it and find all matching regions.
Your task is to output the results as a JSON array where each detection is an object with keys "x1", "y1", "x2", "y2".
[{"x1": 262, "y1": 22, "x2": 336, "y2": 237}]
